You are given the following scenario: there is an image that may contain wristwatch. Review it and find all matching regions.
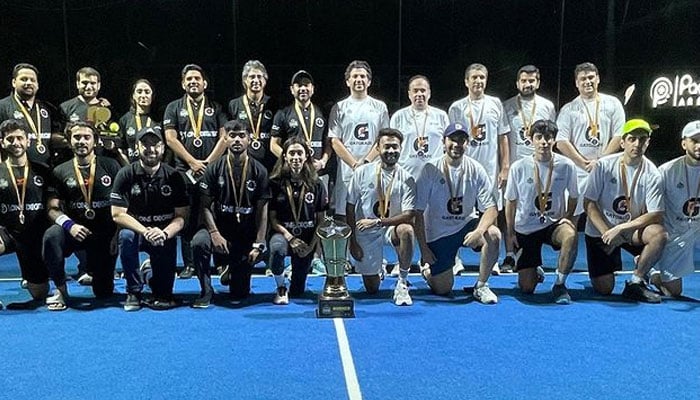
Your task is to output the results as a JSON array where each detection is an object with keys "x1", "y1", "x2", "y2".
[{"x1": 252, "y1": 242, "x2": 267, "y2": 253}]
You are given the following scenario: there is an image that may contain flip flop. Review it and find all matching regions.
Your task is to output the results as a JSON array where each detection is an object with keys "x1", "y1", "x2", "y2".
[{"x1": 46, "y1": 291, "x2": 68, "y2": 311}]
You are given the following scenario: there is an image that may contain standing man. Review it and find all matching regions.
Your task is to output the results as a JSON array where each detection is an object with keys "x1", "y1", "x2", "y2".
[
  {"x1": 583, "y1": 119, "x2": 665, "y2": 303},
  {"x1": 43, "y1": 121, "x2": 122, "y2": 310},
  {"x1": 0, "y1": 119, "x2": 52, "y2": 304},
  {"x1": 347, "y1": 128, "x2": 416, "y2": 305},
  {"x1": 500, "y1": 65, "x2": 558, "y2": 272},
  {"x1": 415, "y1": 123, "x2": 501, "y2": 303},
  {"x1": 330, "y1": 60, "x2": 390, "y2": 218},
  {"x1": 504, "y1": 120, "x2": 578, "y2": 304},
  {"x1": 448, "y1": 63, "x2": 510, "y2": 275},
  {"x1": 60, "y1": 67, "x2": 112, "y2": 125},
  {"x1": 229, "y1": 60, "x2": 278, "y2": 171},
  {"x1": 163, "y1": 64, "x2": 228, "y2": 279},
  {"x1": 111, "y1": 126, "x2": 189, "y2": 311},
  {"x1": 556, "y1": 62, "x2": 625, "y2": 220},
  {"x1": 190, "y1": 121, "x2": 270, "y2": 307},
  {"x1": 271, "y1": 70, "x2": 330, "y2": 180},
  {"x1": 0, "y1": 63, "x2": 55, "y2": 166},
  {"x1": 651, "y1": 120, "x2": 700, "y2": 297},
  {"x1": 390, "y1": 74, "x2": 449, "y2": 179},
  {"x1": 502, "y1": 66, "x2": 558, "y2": 165}
]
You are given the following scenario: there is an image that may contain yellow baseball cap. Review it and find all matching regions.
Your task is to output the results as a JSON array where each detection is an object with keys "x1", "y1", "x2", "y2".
[{"x1": 622, "y1": 119, "x2": 652, "y2": 137}]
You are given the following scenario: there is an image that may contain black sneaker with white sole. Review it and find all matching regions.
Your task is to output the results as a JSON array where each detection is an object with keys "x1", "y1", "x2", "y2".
[{"x1": 621, "y1": 281, "x2": 662, "y2": 303}]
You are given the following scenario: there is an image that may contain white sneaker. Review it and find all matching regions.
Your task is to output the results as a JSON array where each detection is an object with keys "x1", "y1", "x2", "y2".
[
  {"x1": 491, "y1": 262, "x2": 501, "y2": 276},
  {"x1": 393, "y1": 281, "x2": 413, "y2": 306},
  {"x1": 77, "y1": 273, "x2": 93, "y2": 286},
  {"x1": 453, "y1": 257, "x2": 465, "y2": 276},
  {"x1": 473, "y1": 283, "x2": 498, "y2": 304},
  {"x1": 536, "y1": 266, "x2": 545, "y2": 283},
  {"x1": 272, "y1": 286, "x2": 289, "y2": 305}
]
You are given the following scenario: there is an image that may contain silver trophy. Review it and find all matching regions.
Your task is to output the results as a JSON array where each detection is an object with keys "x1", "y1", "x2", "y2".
[{"x1": 316, "y1": 217, "x2": 355, "y2": 318}]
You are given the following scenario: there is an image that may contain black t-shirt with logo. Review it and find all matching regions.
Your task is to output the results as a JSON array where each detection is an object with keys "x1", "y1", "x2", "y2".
[
  {"x1": 0, "y1": 161, "x2": 53, "y2": 237},
  {"x1": 0, "y1": 95, "x2": 53, "y2": 165},
  {"x1": 269, "y1": 177, "x2": 328, "y2": 241},
  {"x1": 111, "y1": 162, "x2": 189, "y2": 230},
  {"x1": 119, "y1": 110, "x2": 159, "y2": 163},
  {"x1": 271, "y1": 103, "x2": 328, "y2": 175},
  {"x1": 51, "y1": 155, "x2": 121, "y2": 236},
  {"x1": 228, "y1": 95, "x2": 277, "y2": 171},
  {"x1": 199, "y1": 154, "x2": 271, "y2": 239},
  {"x1": 163, "y1": 95, "x2": 227, "y2": 171}
]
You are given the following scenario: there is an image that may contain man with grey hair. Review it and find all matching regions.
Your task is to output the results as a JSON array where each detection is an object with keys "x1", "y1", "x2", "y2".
[{"x1": 228, "y1": 60, "x2": 278, "y2": 171}]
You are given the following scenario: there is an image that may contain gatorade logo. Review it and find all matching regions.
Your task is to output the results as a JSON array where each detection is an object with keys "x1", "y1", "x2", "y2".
[{"x1": 354, "y1": 123, "x2": 370, "y2": 140}]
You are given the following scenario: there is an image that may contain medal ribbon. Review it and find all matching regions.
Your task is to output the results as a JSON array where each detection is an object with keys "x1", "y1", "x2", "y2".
[
  {"x1": 442, "y1": 157, "x2": 464, "y2": 203},
  {"x1": 582, "y1": 95, "x2": 600, "y2": 138},
  {"x1": 13, "y1": 94, "x2": 42, "y2": 147},
  {"x1": 466, "y1": 98, "x2": 485, "y2": 139},
  {"x1": 683, "y1": 161, "x2": 700, "y2": 219},
  {"x1": 376, "y1": 164, "x2": 396, "y2": 218},
  {"x1": 186, "y1": 96, "x2": 205, "y2": 140},
  {"x1": 242, "y1": 96, "x2": 264, "y2": 140},
  {"x1": 135, "y1": 114, "x2": 152, "y2": 131},
  {"x1": 619, "y1": 158, "x2": 645, "y2": 215},
  {"x1": 533, "y1": 156, "x2": 554, "y2": 219},
  {"x1": 516, "y1": 95, "x2": 537, "y2": 136},
  {"x1": 5, "y1": 160, "x2": 28, "y2": 223},
  {"x1": 285, "y1": 181, "x2": 307, "y2": 226},
  {"x1": 293, "y1": 101, "x2": 316, "y2": 144},
  {"x1": 226, "y1": 154, "x2": 249, "y2": 212},
  {"x1": 73, "y1": 156, "x2": 96, "y2": 213},
  {"x1": 412, "y1": 109, "x2": 429, "y2": 152}
]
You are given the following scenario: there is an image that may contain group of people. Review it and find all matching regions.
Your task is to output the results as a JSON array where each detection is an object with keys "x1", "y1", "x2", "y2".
[{"x1": 0, "y1": 59, "x2": 695, "y2": 312}]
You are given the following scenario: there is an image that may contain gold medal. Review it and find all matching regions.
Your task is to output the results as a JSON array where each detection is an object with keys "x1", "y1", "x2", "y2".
[
  {"x1": 227, "y1": 155, "x2": 249, "y2": 224},
  {"x1": 84, "y1": 209, "x2": 96, "y2": 220},
  {"x1": 590, "y1": 124, "x2": 599, "y2": 138},
  {"x1": 36, "y1": 143, "x2": 46, "y2": 154},
  {"x1": 73, "y1": 156, "x2": 97, "y2": 222},
  {"x1": 19, "y1": 212, "x2": 25, "y2": 225},
  {"x1": 251, "y1": 139, "x2": 262, "y2": 150},
  {"x1": 376, "y1": 164, "x2": 396, "y2": 219},
  {"x1": 533, "y1": 156, "x2": 554, "y2": 224},
  {"x1": 186, "y1": 96, "x2": 205, "y2": 150},
  {"x1": 5, "y1": 161, "x2": 28, "y2": 227},
  {"x1": 292, "y1": 226, "x2": 303, "y2": 236},
  {"x1": 236, "y1": 211, "x2": 241, "y2": 223},
  {"x1": 193, "y1": 137, "x2": 203, "y2": 148},
  {"x1": 243, "y1": 95, "x2": 265, "y2": 143}
]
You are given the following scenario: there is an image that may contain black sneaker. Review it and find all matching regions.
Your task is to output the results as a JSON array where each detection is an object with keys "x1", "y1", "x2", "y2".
[
  {"x1": 192, "y1": 291, "x2": 213, "y2": 309},
  {"x1": 500, "y1": 256, "x2": 516, "y2": 273},
  {"x1": 124, "y1": 293, "x2": 142, "y2": 312},
  {"x1": 146, "y1": 297, "x2": 180, "y2": 310},
  {"x1": 621, "y1": 280, "x2": 662, "y2": 303},
  {"x1": 552, "y1": 283, "x2": 571, "y2": 305},
  {"x1": 178, "y1": 266, "x2": 195, "y2": 279}
]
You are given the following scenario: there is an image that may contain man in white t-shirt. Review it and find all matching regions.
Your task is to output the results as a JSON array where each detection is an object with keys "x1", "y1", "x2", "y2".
[
  {"x1": 329, "y1": 60, "x2": 390, "y2": 218},
  {"x1": 501, "y1": 65, "x2": 557, "y2": 272},
  {"x1": 651, "y1": 120, "x2": 700, "y2": 297},
  {"x1": 583, "y1": 119, "x2": 665, "y2": 303},
  {"x1": 347, "y1": 128, "x2": 416, "y2": 306},
  {"x1": 556, "y1": 62, "x2": 625, "y2": 221},
  {"x1": 415, "y1": 123, "x2": 501, "y2": 304},
  {"x1": 505, "y1": 120, "x2": 578, "y2": 304},
  {"x1": 390, "y1": 75, "x2": 449, "y2": 179}
]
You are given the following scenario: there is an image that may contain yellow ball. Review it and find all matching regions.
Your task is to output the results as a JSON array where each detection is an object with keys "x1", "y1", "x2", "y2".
[{"x1": 109, "y1": 122, "x2": 120, "y2": 132}]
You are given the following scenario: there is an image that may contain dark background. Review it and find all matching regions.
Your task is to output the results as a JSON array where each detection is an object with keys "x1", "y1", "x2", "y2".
[{"x1": 2, "y1": 0, "x2": 699, "y2": 163}]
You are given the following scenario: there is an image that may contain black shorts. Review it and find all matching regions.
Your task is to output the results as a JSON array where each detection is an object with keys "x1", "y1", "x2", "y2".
[
  {"x1": 515, "y1": 223, "x2": 561, "y2": 270},
  {"x1": 585, "y1": 235, "x2": 643, "y2": 278}
]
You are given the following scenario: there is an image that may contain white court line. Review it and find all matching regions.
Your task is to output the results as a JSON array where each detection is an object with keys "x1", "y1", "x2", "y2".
[{"x1": 333, "y1": 318, "x2": 363, "y2": 400}]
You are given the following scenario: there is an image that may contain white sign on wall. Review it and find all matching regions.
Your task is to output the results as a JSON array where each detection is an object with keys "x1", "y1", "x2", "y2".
[{"x1": 650, "y1": 74, "x2": 700, "y2": 108}]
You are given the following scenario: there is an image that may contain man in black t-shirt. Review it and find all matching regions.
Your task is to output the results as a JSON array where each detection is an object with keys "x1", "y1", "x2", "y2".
[
  {"x1": 190, "y1": 120, "x2": 270, "y2": 308},
  {"x1": 163, "y1": 64, "x2": 228, "y2": 280},
  {"x1": 43, "y1": 121, "x2": 122, "y2": 310},
  {"x1": 111, "y1": 126, "x2": 189, "y2": 311},
  {"x1": 0, "y1": 119, "x2": 52, "y2": 306},
  {"x1": 228, "y1": 60, "x2": 277, "y2": 171}
]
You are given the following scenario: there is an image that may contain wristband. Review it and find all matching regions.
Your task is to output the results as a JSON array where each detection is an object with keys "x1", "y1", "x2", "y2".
[
  {"x1": 163, "y1": 231, "x2": 169, "y2": 240},
  {"x1": 55, "y1": 214, "x2": 71, "y2": 227},
  {"x1": 61, "y1": 220, "x2": 76, "y2": 232}
]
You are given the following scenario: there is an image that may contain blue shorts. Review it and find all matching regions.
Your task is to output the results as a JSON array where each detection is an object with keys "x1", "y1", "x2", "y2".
[{"x1": 427, "y1": 219, "x2": 480, "y2": 276}]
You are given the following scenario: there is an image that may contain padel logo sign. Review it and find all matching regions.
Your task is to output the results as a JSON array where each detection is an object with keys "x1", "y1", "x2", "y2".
[{"x1": 650, "y1": 74, "x2": 700, "y2": 108}]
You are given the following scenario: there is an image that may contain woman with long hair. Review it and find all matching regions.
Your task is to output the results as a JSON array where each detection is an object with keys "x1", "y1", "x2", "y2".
[
  {"x1": 118, "y1": 79, "x2": 157, "y2": 165},
  {"x1": 268, "y1": 136, "x2": 328, "y2": 304}
]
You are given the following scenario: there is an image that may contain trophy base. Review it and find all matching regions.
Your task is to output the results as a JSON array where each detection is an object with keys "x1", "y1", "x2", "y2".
[{"x1": 316, "y1": 296, "x2": 355, "y2": 318}]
